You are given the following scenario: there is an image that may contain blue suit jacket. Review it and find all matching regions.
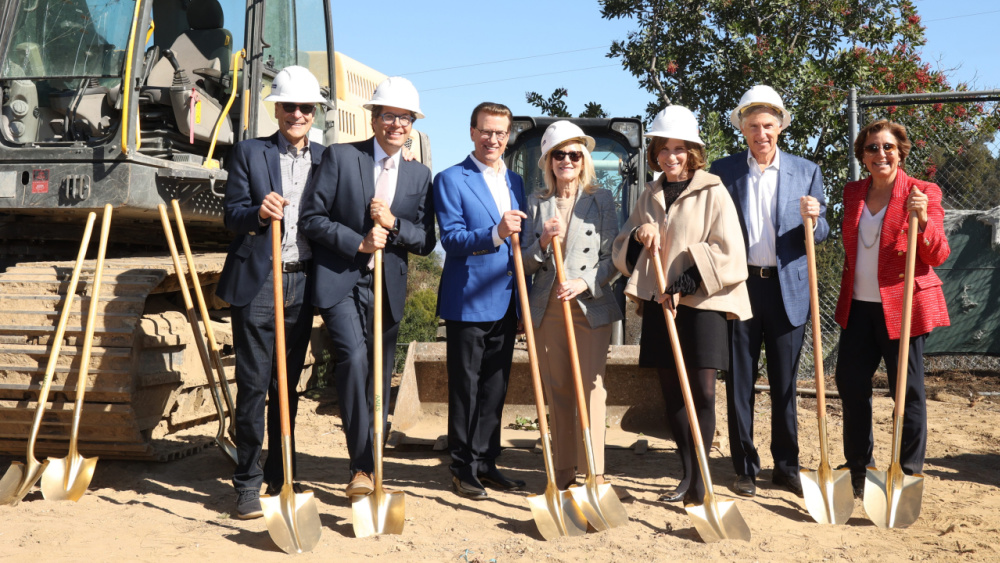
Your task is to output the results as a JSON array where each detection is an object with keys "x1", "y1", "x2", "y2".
[
  {"x1": 216, "y1": 133, "x2": 325, "y2": 308},
  {"x1": 299, "y1": 138, "x2": 436, "y2": 321},
  {"x1": 709, "y1": 150, "x2": 829, "y2": 327},
  {"x1": 434, "y1": 156, "x2": 527, "y2": 322}
]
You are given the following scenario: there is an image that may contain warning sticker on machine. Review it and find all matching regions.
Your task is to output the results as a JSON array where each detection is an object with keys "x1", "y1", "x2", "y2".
[{"x1": 31, "y1": 169, "x2": 49, "y2": 194}]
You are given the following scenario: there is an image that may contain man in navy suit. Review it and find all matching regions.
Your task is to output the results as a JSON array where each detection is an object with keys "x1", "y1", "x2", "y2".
[
  {"x1": 434, "y1": 102, "x2": 528, "y2": 499},
  {"x1": 300, "y1": 77, "x2": 436, "y2": 497},
  {"x1": 709, "y1": 85, "x2": 828, "y2": 499},
  {"x1": 216, "y1": 66, "x2": 326, "y2": 519}
]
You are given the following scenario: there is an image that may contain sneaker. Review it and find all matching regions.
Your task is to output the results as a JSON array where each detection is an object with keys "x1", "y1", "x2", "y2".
[
  {"x1": 345, "y1": 471, "x2": 374, "y2": 497},
  {"x1": 235, "y1": 490, "x2": 263, "y2": 520}
]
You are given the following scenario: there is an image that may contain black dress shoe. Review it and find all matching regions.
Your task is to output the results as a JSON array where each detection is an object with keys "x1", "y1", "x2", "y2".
[
  {"x1": 850, "y1": 473, "x2": 866, "y2": 499},
  {"x1": 452, "y1": 476, "x2": 488, "y2": 500},
  {"x1": 733, "y1": 475, "x2": 756, "y2": 497},
  {"x1": 265, "y1": 482, "x2": 305, "y2": 496},
  {"x1": 772, "y1": 472, "x2": 804, "y2": 498},
  {"x1": 657, "y1": 484, "x2": 689, "y2": 503},
  {"x1": 478, "y1": 468, "x2": 526, "y2": 491}
]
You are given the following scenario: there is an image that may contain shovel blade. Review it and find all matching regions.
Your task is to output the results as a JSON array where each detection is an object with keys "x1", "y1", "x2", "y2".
[
  {"x1": 261, "y1": 485, "x2": 322, "y2": 553},
  {"x1": 216, "y1": 437, "x2": 238, "y2": 466},
  {"x1": 351, "y1": 488, "x2": 405, "y2": 538},
  {"x1": 527, "y1": 486, "x2": 588, "y2": 540},
  {"x1": 801, "y1": 467, "x2": 854, "y2": 525},
  {"x1": 864, "y1": 466, "x2": 923, "y2": 529},
  {"x1": 685, "y1": 496, "x2": 751, "y2": 543},
  {"x1": 568, "y1": 480, "x2": 628, "y2": 532},
  {"x1": 40, "y1": 455, "x2": 98, "y2": 502},
  {"x1": 0, "y1": 459, "x2": 48, "y2": 506}
]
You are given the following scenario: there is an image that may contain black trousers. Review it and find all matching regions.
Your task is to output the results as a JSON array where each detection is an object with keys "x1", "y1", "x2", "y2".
[
  {"x1": 231, "y1": 269, "x2": 313, "y2": 492},
  {"x1": 446, "y1": 296, "x2": 517, "y2": 481},
  {"x1": 726, "y1": 275, "x2": 805, "y2": 479},
  {"x1": 835, "y1": 300, "x2": 927, "y2": 477},
  {"x1": 320, "y1": 271, "x2": 399, "y2": 477}
]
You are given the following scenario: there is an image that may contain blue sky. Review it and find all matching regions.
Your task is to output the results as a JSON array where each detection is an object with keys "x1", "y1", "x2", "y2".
[{"x1": 323, "y1": 0, "x2": 997, "y2": 177}]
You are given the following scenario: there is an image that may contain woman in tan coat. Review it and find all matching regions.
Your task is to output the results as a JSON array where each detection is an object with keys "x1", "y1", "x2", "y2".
[
  {"x1": 613, "y1": 106, "x2": 751, "y2": 505},
  {"x1": 521, "y1": 121, "x2": 622, "y2": 488}
]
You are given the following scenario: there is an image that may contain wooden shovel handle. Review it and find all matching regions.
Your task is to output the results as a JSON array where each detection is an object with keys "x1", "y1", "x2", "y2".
[
  {"x1": 271, "y1": 220, "x2": 292, "y2": 439},
  {"x1": 893, "y1": 212, "x2": 919, "y2": 418},
  {"x1": 551, "y1": 238, "x2": 591, "y2": 432},
  {"x1": 651, "y1": 253, "x2": 707, "y2": 453},
  {"x1": 510, "y1": 233, "x2": 552, "y2": 438},
  {"x1": 373, "y1": 249, "x2": 384, "y2": 435},
  {"x1": 803, "y1": 216, "x2": 827, "y2": 418}
]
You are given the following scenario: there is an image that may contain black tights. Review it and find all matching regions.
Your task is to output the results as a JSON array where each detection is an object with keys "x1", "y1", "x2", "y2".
[{"x1": 658, "y1": 367, "x2": 717, "y2": 501}]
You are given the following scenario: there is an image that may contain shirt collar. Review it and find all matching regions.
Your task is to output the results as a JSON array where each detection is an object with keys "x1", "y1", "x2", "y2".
[
  {"x1": 469, "y1": 153, "x2": 507, "y2": 177},
  {"x1": 277, "y1": 131, "x2": 311, "y2": 158},
  {"x1": 746, "y1": 148, "x2": 781, "y2": 171},
  {"x1": 373, "y1": 139, "x2": 402, "y2": 169}
]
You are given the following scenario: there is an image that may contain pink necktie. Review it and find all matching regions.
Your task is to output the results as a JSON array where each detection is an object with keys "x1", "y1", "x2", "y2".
[{"x1": 369, "y1": 157, "x2": 394, "y2": 269}]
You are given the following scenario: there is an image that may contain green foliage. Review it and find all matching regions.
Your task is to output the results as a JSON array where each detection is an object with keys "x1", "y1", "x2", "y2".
[
  {"x1": 527, "y1": 87, "x2": 609, "y2": 118},
  {"x1": 395, "y1": 253, "x2": 442, "y2": 372}
]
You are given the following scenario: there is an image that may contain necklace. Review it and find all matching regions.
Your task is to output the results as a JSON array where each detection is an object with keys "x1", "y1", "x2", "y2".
[{"x1": 858, "y1": 205, "x2": 885, "y2": 249}]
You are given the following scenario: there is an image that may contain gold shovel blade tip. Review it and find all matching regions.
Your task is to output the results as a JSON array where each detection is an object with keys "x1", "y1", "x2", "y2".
[
  {"x1": 260, "y1": 489, "x2": 322, "y2": 553},
  {"x1": 527, "y1": 490, "x2": 588, "y2": 540},
  {"x1": 351, "y1": 489, "x2": 405, "y2": 538}
]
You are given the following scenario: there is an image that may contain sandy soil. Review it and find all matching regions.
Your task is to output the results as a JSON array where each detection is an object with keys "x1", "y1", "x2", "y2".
[{"x1": 2, "y1": 373, "x2": 999, "y2": 562}]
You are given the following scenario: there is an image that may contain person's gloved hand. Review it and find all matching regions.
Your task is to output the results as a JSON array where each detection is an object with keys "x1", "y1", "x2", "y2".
[{"x1": 665, "y1": 265, "x2": 702, "y2": 296}]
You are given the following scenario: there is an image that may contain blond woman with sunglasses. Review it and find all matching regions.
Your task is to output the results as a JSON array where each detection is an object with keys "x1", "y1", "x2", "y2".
[{"x1": 520, "y1": 121, "x2": 622, "y2": 489}]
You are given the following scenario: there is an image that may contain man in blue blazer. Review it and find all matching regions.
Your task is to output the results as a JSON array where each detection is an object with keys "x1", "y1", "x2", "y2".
[
  {"x1": 300, "y1": 77, "x2": 436, "y2": 497},
  {"x1": 709, "y1": 85, "x2": 828, "y2": 499},
  {"x1": 216, "y1": 66, "x2": 326, "y2": 519},
  {"x1": 434, "y1": 102, "x2": 528, "y2": 499}
]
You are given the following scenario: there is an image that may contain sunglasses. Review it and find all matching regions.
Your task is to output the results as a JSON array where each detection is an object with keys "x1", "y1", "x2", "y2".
[
  {"x1": 551, "y1": 150, "x2": 583, "y2": 163},
  {"x1": 279, "y1": 103, "x2": 316, "y2": 115},
  {"x1": 864, "y1": 142, "x2": 896, "y2": 154}
]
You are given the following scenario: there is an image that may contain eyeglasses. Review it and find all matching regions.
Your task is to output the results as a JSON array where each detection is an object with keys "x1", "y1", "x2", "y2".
[
  {"x1": 379, "y1": 112, "x2": 415, "y2": 127},
  {"x1": 279, "y1": 103, "x2": 316, "y2": 115},
  {"x1": 864, "y1": 142, "x2": 897, "y2": 154},
  {"x1": 476, "y1": 128, "x2": 509, "y2": 141},
  {"x1": 551, "y1": 150, "x2": 583, "y2": 163}
]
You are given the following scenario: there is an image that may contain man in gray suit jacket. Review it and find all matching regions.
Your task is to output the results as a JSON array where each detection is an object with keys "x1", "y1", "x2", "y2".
[
  {"x1": 300, "y1": 77, "x2": 435, "y2": 497},
  {"x1": 709, "y1": 85, "x2": 828, "y2": 499}
]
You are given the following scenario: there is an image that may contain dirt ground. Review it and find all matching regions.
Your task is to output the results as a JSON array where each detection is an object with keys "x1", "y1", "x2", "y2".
[{"x1": 2, "y1": 371, "x2": 999, "y2": 562}]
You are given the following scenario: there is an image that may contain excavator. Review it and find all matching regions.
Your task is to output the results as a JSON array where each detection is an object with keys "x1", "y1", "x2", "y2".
[{"x1": 0, "y1": 0, "x2": 428, "y2": 460}]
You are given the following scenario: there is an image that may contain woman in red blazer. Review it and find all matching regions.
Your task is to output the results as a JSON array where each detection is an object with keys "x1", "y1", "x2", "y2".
[{"x1": 834, "y1": 119, "x2": 950, "y2": 498}]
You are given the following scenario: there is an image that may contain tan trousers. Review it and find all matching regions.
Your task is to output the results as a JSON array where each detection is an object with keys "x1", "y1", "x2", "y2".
[{"x1": 536, "y1": 292, "x2": 611, "y2": 479}]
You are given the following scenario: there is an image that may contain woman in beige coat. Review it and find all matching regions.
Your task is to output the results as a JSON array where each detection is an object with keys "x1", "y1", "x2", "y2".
[
  {"x1": 521, "y1": 121, "x2": 622, "y2": 488},
  {"x1": 612, "y1": 106, "x2": 751, "y2": 505}
]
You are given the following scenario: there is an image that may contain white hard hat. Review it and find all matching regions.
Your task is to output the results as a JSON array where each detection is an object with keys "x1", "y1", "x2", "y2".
[
  {"x1": 729, "y1": 85, "x2": 791, "y2": 129},
  {"x1": 645, "y1": 105, "x2": 704, "y2": 146},
  {"x1": 363, "y1": 76, "x2": 424, "y2": 119},
  {"x1": 264, "y1": 65, "x2": 326, "y2": 104},
  {"x1": 537, "y1": 120, "x2": 596, "y2": 169}
]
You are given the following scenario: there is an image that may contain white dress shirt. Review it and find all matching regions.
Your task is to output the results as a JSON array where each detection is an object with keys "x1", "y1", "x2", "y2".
[
  {"x1": 853, "y1": 203, "x2": 885, "y2": 303},
  {"x1": 373, "y1": 140, "x2": 402, "y2": 207},
  {"x1": 745, "y1": 149, "x2": 780, "y2": 267},
  {"x1": 469, "y1": 153, "x2": 512, "y2": 247}
]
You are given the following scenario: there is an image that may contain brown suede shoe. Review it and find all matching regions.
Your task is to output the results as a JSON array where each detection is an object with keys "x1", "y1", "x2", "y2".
[{"x1": 345, "y1": 471, "x2": 374, "y2": 497}]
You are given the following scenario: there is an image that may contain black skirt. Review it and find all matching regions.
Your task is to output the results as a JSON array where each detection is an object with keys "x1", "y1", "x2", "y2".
[{"x1": 638, "y1": 300, "x2": 729, "y2": 371}]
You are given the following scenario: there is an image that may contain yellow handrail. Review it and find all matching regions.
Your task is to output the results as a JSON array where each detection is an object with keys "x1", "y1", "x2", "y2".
[
  {"x1": 203, "y1": 49, "x2": 246, "y2": 169},
  {"x1": 119, "y1": 0, "x2": 143, "y2": 155}
]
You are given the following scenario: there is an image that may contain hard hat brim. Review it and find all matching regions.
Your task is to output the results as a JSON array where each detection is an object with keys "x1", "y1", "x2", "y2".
[
  {"x1": 537, "y1": 135, "x2": 596, "y2": 170},
  {"x1": 264, "y1": 92, "x2": 329, "y2": 105},
  {"x1": 363, "y1": 102, "x2": 424, "y2": 120},
  {"x1": 730, "y1": 102, "x2": 792, "y2": 130}
]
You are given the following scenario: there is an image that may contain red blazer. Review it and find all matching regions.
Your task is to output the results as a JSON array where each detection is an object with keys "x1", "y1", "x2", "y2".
[{"x1": 835, "y1": 169, "x2": 950, "y2": 339}]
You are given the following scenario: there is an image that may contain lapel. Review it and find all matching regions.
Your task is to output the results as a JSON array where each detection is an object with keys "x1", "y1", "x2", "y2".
[
  {"x1": 732, "y1": 153, "x2": 751, "y2": 244},
  {"x1": 358, "y1": 138, "x2": 377, "y2": 203},
  {"x1": 565, "y1": 190, "x2": 593, "y2": 256},
  {"x1": 391, "y1": 157, "x2": 413, "y2": 216},
  {"x1": 776, "y1": 150, "x2": 794, "y2": 232},
  {"x1": 462, "y1": 156, "x2": 501, "y2": 223},
  {"x1": 883, "y1": 169, "x2": 912, "y2": 240},
  {"x1": 505, "y1": 169, "x2": 520, "y2": 212},
  {"x1": 264, "y1": 133, "x2": 282, "y2": 196}
]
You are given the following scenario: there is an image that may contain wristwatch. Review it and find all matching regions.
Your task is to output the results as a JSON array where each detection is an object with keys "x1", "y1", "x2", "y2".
[{"x1": 389, "y1": 218, "x2": 400, "y2": 234}]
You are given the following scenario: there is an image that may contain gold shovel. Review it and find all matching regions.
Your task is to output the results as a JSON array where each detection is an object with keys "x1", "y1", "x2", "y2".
[
  {"x1": 511, "y1": 233, "x2": 588, "y2": 540},
  {"x1": 352, "y1": 249, "x2": 405, "y2": 538},
  {"x1": 652, "y1": 253, "x2": 750, "y2": 542},
  {"x1": 0, "y1": 213, "x2": 96, "y2": 506},
  {"x1": 863, "y1": 212, "x2": 924, "y2": 529},
  {"x1": 170, "y1": 200, "x2": 238, "y2": 455},
  {"x1": 261, "y1": 218, "x2": 322, "y2": 553},
  {"x1": 158, "y1": 204, "x2": 238, "y2": 464},
  {"x1": 551, "y1": 238, "x2": 628, "y2": 532},
  {"x1": 40, "y1": 205, "x2": 113, "y2": 501},
  {"x1": 799, "y1": 216, "x2": 853, "y2": 524}
]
